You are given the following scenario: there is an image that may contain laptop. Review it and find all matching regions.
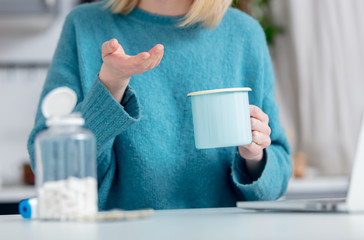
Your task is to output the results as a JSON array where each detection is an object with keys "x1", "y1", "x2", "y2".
[{"x1": 237, "y1": 115, "x2": 364, "y2": 212}]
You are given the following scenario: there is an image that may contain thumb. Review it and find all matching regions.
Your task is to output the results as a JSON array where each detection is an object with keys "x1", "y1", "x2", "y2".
[{"x1": 101, "y1": 39, "x2": 125, "y2": 59}]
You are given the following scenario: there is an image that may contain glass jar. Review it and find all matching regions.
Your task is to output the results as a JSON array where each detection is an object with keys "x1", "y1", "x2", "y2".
[{"x1": 34, "y1": 87, "x2": 97, "y2": 220}]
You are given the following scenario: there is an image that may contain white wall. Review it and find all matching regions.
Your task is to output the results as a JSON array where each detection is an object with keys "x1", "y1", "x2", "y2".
[
  {"x1": 0, "y1": 68, "x2": 46, "y2": 184},
  {"x1": 271, "y1": 0, "x2": 364, "y2": 176},
  {"x1": 0, "y1": 0, "x2": 77, "y2": 185},
  {"x1": 0, "y1": 0, "x2": 77, "y2": 64}
]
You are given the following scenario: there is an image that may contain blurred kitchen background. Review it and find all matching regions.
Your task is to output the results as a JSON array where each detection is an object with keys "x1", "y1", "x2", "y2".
[{"x1": 0, "y1": 0, "x2": 363, "y2": 212}]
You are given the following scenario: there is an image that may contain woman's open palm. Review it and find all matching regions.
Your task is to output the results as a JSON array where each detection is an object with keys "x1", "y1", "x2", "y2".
[{"x1": 99, "y1": 39, "x2": 164, "y2": 101}]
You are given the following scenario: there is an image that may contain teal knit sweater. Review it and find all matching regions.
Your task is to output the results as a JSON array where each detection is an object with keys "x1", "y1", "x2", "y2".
[{"x1": 28, "y1": 1, "x2": 291, "y2": 210}]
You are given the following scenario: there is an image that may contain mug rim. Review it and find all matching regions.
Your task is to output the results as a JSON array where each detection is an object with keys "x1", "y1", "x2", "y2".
[{"x1": 187, "y1": 87, "x2": 252, "y2": 97}]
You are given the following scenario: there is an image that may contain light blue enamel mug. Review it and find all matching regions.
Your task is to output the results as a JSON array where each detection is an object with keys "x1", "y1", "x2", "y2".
[{"x1": 187, "y1": 88, "x2": 252, "y2": 149}]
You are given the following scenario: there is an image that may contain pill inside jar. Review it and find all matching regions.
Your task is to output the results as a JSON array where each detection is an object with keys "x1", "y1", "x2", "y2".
[{"x1": 38, "y1": 177, "x2": 97, "y2": 220}]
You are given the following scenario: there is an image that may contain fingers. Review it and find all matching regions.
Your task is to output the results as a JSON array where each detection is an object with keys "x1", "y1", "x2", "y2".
[
  {"x1": 130, "y1": 52, "x2": 150, "y2": 65},
  {"x1": 128, "y1": 44, "x2": 164, "y2": 71},
  {"x1": 239, "y1": 106, "x2": 271, "y2": 161},
  {"x1": 242, "y1": 142, "x2": 262, "y2": 155},
  {"x1": 238, "y1": 142, "x2": 264, "y2": 161},
  {"x1": 249, "y1": 105, "x2": 271, "y2": 147},
  {"x1": 243, "y1": 105, "x2": 272, "y2": 152},
  {"x1": 251, "y1": 117, "x2": 271, "y2": 135},
  {"x1": 252, "y1": 131, "x2": 271, "y2": 148},
  {"x1": 153, "y1": 54, "x2": 163, "y2": 68},
  {"x1": 148, "y1": 45, "x2": 164, "y2": 69},
  {"x1": 141, "y1": 44, "x2": 164, "y2": 69},
  {"x1": 250, "y1": 105, "x2": 269, "y2": 124},
  {"x1": 239, "y1": 132, "x2": 270, "y2": 161},
  {"x1": 102, "y1": 39, "x2": 125, "y2": 59}
]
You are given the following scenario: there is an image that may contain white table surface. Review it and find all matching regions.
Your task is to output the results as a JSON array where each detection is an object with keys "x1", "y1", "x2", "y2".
[
  {"x1": 1, "y1": 207, "x2": 363, "y2": 240},
  {"x1": 0, "y1": 176, "x2": 349, "y2": 203}
]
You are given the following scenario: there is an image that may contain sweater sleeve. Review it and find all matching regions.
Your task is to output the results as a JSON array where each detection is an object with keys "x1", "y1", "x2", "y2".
[
  {"x1": 27, "y1": 12, "x2": 140, "y2": 208},
  {"x1": 230, "y1": 23, "x2": 292, "y2": 201}
]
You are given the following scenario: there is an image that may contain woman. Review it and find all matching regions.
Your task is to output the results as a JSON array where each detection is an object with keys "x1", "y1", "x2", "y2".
[{"x1": 28, "y1": 0, "x2": 291, "y2": 210}]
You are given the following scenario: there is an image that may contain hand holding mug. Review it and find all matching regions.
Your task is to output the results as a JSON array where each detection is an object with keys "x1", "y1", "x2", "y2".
[{"x1": 238, "y1": 105, "x2": 271, "y2": 162}]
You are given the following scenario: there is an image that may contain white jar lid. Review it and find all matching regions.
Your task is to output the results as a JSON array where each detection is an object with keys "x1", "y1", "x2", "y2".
[
  {"x1": 46, "y1": 114, "x2": 85, "y2": 127},
  {"x1": 41, "y1": 87, "x2": 77, "y2": 119}
]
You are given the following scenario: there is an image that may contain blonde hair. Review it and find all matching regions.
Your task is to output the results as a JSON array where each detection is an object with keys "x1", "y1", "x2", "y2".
[{"x1": 105, "y1": 0, "x2": 232, "y2": 28}]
